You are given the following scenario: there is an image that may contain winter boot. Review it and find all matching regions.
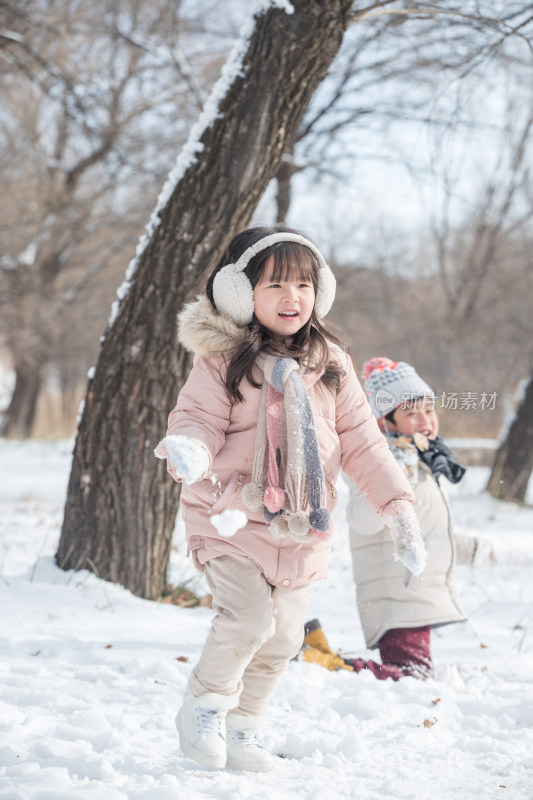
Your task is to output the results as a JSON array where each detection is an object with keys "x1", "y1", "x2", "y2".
[
  {"x1": 176, "y1": 689, "x2": 238, "y2": 769},
  {"x1": 225, "y1": 711, "x2": 275, "y2": 772},
  {"x1": 299, "y1": 644, "x2": 354, "y2": 672},
  {"x1": 303, "y1": 618, "x2": 335, "y2": 655}
]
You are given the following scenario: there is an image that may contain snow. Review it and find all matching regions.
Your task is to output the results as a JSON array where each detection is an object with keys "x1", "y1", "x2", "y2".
[
  {"x1": 0, "y1": 363, "x2": 15, "y2": 416},
  {"x1": 1, "y1": 439, "x2": 533, "y2": 799},
  {"x1": 446, "y1": 437, "x2": 499, "y2": 450},
  {"x1": 210, "y1": 509, "x2": 248, "y2": 538},
  {"x1": 156, "y1": 435, "x2": 210, "y2": 485}
]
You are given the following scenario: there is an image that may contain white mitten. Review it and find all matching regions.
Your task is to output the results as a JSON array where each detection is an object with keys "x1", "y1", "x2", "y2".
[
  {"x1": 380, "y1": 498, "x2": 427, "y2": 577},
  {"x1": 154, "y1": 435, "x2": 210, "y2": 485}
]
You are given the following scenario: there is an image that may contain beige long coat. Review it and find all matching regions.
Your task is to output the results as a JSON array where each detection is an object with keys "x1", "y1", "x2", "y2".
[
  {"x1": 344, "y1": 462, "x2": 476, "y2": 648},
  {"x1": 161, "y1": 296, "x2": 415, "y2": 589}
]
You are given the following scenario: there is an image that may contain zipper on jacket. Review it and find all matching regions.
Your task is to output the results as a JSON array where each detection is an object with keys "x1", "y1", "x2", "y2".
[
  {"x1": 211, "y1": 472, "x2": 246, "y2": 514},
  {"x1": 325, "y1": 481, "x2": 337, "y2": 509},
  {"x1": 434, "y1": 475, "x2": 455, "y2": 585}
]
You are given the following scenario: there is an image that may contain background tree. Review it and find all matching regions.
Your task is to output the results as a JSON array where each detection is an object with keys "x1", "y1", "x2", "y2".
[
  {"x1": 0, "y1": 0, "x2": 235, "y2": 437},
  {"x1": 4, "y1": 2, "x2": 533, "y2": 445},
  {"x1": 271, "y1": 2, "x2": 533, "y2": 224},
  {"x1": 487, "y1": 374, "x2": 533, "y2": 502},
  {"x1": 56, "y1": 0, "x2": 356, "y2": 599}
]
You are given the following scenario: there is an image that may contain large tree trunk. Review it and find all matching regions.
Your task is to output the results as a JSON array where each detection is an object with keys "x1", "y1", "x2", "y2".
[
  {"x1": 56, "y1": 0, "x2": 353, "y2": 599},
  {"x1": 275, "y1": 148, "x2": 301, "y2": 223},
  {"x1": 486, "y1": 375, "x2": 533, "y2": 502},
  {"x1": 1, "y1": 353, "x2": 43, "y2": 439}
]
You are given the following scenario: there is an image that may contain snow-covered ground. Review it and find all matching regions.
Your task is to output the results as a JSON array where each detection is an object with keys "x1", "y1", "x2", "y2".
[{"x1": 1, "y1": 439, "x2": 532, "y2": 800}]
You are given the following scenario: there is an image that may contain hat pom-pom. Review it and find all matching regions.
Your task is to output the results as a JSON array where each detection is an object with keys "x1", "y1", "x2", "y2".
[
  {"x1": 362, "y1": 356, "x2": 397, "y2": 380},
  {"x1": 242, "y1": 482, "x2": 265, "y2": 512},
  {"x1": 288, "y1": 510, "x2": 310, "y2": 536},
  {"x1": 264, "y1": 486, "x2": 285, "y2": 513},
  {"x1": 309, "y1": 507, "x2": 331, "y2": 533}
]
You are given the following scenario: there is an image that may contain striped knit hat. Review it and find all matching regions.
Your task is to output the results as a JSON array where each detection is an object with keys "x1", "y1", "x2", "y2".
[{"x1": 363, "y1": 357, "x2": 435, "y2": 418}]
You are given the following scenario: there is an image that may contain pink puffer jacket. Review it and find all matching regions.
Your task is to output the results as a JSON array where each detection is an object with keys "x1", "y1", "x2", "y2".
[{"x1": 160, "y1": 296, "x2": 415, "y2": 589}]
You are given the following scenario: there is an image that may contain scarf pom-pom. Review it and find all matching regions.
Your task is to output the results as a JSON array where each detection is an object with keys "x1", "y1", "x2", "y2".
[
  {"x1": 309, "y1": 507, "x2": 331, "y2": 532},
  {"x1": 264, "y1": 486, "x2": 285, "y2": 513},
  {"x1": 270, "y1": 513, "x2": 290, "y2": 538},
  {"x1": 288, "y1": 511, "x2": 310, "y2": 536},
  {"x1": 242, "y1": 482, "x2": 265, "y2": 512}
]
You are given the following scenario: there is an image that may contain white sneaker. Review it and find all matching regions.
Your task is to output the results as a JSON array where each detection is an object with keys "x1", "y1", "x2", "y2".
[
  {"x1": 176, "y1": 690, "x2": 229, "y2": 769},
  {"x1": 225, "y1": 713, "x2": 274, "y2": 772}
]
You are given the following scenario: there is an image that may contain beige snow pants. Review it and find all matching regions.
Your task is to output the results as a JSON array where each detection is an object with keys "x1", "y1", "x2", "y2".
[{"x1": 187, "y1": 553, "x2": 310, "y2": 717}]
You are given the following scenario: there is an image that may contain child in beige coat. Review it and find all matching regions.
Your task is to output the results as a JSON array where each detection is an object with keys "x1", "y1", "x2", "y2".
[{"x1": 341, "y1": 357, "x2": 490, "y2": 679}]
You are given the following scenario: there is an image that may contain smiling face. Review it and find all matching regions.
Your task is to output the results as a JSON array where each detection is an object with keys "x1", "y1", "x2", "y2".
[
  {"x1": 386, "y1": 396, "x2": 439, "y2": 439},
  {"x1": 252, "y1": 254, "x2": 316, "y2": 338}
]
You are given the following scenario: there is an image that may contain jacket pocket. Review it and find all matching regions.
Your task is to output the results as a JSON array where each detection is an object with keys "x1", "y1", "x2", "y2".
[
  {"x1": 210, "y1": 471, "x2": 246, "y2": 513},
  {"x1": 324, "y1": 477, "x2": 338, "y2": 512},
  {"x1": 187, "y1": 535, "x2": 206, "y2": 573}
]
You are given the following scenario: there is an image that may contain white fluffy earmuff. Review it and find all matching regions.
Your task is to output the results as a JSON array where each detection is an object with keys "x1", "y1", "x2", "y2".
[{"x1": 212, "y1": 232, "x2": 336, "y2": 326}]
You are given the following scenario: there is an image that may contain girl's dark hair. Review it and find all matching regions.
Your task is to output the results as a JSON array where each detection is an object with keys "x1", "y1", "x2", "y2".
[
  {"x1": 205, "y1": 223, "x2": 348, "y2": 403},
  {"x1": 385, "y1": 409, "x2": 397, "y2": 424}
]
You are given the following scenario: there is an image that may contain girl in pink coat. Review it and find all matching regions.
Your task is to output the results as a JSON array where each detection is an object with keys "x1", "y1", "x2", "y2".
[{"x1": 155, "y1": 224, "x2": 426, "y2": 772}]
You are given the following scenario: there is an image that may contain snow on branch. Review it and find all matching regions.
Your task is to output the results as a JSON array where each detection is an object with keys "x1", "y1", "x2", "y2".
[{"x1": 108, "y1": 0, "x2": 294, "y2": 331}]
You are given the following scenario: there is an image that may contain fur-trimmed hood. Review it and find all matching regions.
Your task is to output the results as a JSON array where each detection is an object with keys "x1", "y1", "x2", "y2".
[{"x1": 177, "y1": 295, "x2": 250, "y2": 358}]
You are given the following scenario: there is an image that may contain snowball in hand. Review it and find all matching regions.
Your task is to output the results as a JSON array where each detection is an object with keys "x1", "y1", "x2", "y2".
[
  {"x1": 160, "y1": 435, "x2": 210, "y2": 485},
  {"x1": 381, "y1": 498, "x2": 427, "y2": 577},
  {"x1": 210, "y1": 509, "x2": 248, "y2": 538},
  {"x1": 393, "y1": 526, "x2": 427, "y2": 576}
]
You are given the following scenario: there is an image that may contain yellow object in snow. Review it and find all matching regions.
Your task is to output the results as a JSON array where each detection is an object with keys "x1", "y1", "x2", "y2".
[
  {"x1": 300, "y1": 645, "x2": 354, "y2": 672},
  {"x1": 303, "y1": 626, "x2": 335, "y2": 655}
]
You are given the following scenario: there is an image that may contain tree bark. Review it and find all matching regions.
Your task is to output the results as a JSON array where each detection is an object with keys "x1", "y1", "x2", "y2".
[
  {"x1": 486, "y1": 375, "x2": 533, "y2": 502},
  {"x1": 56, "y1": 0, "x2": 354, "y2": 598},
  {"x1": 275, "y1": 150, "x2": 301, "y2": 223}
]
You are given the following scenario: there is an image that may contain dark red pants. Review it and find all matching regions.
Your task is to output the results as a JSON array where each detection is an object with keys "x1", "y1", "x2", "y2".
[{"x1": 347, "y1": 626, "x2": 433, "y2": 681}]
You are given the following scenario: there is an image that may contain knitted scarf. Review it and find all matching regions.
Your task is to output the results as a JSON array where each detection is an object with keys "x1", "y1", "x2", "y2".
[
  {"x1": 387, "y1": 431, "x2": 466, "y2": 485},
  {"x1": 241, "y1": 355, "x2": 332, "y2": 543},
  {"x1": 415, "y1": 434, "x2": 466, "y2": 484}
]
